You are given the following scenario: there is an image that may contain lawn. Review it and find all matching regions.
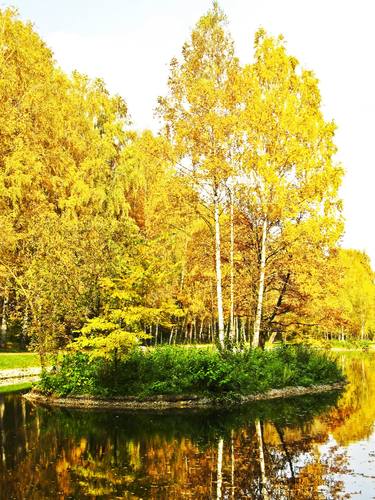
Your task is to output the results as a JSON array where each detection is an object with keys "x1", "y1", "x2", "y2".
[
  {"x1": 0, "y1": 353, "x2": 40, "y2": 371},
  {"x1": 0, "y1": 382, "x2": 34, "y2": 394}
]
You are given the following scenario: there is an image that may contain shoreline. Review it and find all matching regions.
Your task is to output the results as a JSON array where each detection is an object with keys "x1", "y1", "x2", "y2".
[{"x1": 24, "y1": 381, "x2": 346, "y2": 410}]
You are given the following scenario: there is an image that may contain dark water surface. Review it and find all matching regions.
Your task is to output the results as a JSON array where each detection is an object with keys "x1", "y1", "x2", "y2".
[{"x1": 1, "y1": 353, "x2": 374, "y2": 499}]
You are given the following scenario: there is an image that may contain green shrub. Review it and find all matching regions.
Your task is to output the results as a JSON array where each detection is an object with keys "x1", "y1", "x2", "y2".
[
  {"x1": 38, "y1": 353, "x2": 104, "y2": 397},
  {"x1": 37, "y1": 345, "x2": 344, "y2": 399}
]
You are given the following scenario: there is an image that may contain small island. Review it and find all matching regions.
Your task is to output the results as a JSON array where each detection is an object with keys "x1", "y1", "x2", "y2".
[{"x1": 25, "y1": 344, "x2": 345, "y2": 409}]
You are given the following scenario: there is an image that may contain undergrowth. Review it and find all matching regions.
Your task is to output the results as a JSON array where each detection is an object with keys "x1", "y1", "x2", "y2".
[{"x1": 38, "y1": 344, "x2": 344, "y2": 399}]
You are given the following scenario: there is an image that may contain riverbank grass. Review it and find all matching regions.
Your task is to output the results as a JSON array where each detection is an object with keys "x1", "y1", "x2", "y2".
[
  {"x1": 0, "y1": 353, "x2": 40, "y2": 370},
  {"x1": 328, "y1": 339, "x2": 375, "y2": 350},
  {"x1": 0, "y1": 382, "x2": 33, "y2": 394},
  {"x1": 37, "y1": 345, "x2": 344, "y2": 400}
]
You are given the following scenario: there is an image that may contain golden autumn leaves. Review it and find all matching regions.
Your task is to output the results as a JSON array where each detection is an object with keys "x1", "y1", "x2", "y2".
[{"x1": 0, "y1": 4, "x2": 374, "y2": 357}]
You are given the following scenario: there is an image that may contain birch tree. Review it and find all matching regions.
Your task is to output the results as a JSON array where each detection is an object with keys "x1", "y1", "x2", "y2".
[
  {"x1": 157, "y1": 3, "x2": 239, "y2": 347},
  {"x1": 237, "y1": 30, "x2": 343, "y2": 347}
]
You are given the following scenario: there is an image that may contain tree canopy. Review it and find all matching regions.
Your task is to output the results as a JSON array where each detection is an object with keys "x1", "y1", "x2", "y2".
[{"x1": 0, "y1": 6, "x2": 373, "y2": 357}]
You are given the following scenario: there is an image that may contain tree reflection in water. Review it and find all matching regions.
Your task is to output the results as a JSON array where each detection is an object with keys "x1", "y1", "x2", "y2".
[{"x1": 1, "y1": 354, "x2": 374, "y2": 499}]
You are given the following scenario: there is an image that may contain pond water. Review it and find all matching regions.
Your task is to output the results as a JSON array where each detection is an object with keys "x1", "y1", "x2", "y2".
[{"x1": 0, "y1": 353, "x2": 374, "y2": 499}]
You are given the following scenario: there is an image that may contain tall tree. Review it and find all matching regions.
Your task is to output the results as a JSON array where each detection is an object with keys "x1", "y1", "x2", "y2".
[
  {"x1": 0, "y1": 8, "x2": 131, "y2": 357},
  {"x1": 236, "y1": 29, "x2": 343, "y2": 347},
  {"x1": 157, "y1": 2, "x2": 239, "y2": 347}
]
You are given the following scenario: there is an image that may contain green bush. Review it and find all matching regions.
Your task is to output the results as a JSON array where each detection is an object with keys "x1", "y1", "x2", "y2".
[
  {"x1": 38, "y1": 352, "x2": 105, "y2": 397},
  {"x1": 37, "y1": 345, "x2": 344, "y2": 399}
]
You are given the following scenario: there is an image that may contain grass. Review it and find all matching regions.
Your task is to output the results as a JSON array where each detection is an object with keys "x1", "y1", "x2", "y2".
[
  {"x1": 328, "y1": 339, "x2": 375, "y2": 350},
  {"x1": 0, "y1": 353, "x2": 40, "y2": 370},
  {"x1": 0, "y1": 381, "x2": 33, "y2": 394},
  {"x1": 37, "y1": 345, "x2": 344, "y2": 400}
]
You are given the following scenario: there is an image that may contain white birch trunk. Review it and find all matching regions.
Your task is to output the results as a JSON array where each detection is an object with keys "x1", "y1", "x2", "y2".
[
  {"x1": 155, "y1": 323, "x2": 159, "y2": 345},
  {"x1": 169, "y1": 327, "x2": 174, "y2": 344},
  {"x1": 229, "y1": 189, "x2": 235, "y2": 341},
  {"x1": 252, "y1": 219, "x2": 267, "y2": 349},
  {"x1": 21, "y1": 304, "x2": 29, "y2": 349},
  {"x1": 360, "y1": 317, "x2": 365, "y2": 340},
  {"x1": 199, "y1": 317, "x2": 204, "y2": 341},
  {"x1": 1, "y1": 290, "x2": 8, "y2": 347},
  {"x1": 268, "y1": 331, "x2": 277, "y2": 345},
  {"x1": 241, "y1": 317, "x2": 246, "y2": 343},
  {"x1": 214, "y1": 191, "x2": 225, "y2": 348}
]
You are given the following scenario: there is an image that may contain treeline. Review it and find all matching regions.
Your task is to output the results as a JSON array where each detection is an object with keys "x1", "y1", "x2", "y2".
[{"x1": 0, "y1": 5, "x2": 374, "y2": 357}]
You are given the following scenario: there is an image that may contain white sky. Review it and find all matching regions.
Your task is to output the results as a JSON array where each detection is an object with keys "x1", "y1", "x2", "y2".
[{"x1": 6, "y1": 0, "x2": 375, "y2": 266}]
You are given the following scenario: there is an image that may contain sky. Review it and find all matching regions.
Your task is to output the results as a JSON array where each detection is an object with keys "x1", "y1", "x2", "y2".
[{"x1": 5, "y1": 0, "x2": 375, "y2": 265}]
